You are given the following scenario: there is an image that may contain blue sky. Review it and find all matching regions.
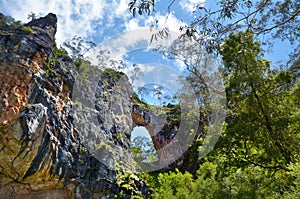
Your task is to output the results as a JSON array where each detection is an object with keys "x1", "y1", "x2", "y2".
[
  {"x1": 0, "y1": 0, "x2": 193, "y2": 139},
  {"x1": 0, "y1": 0, "x2": 293, "y2": 139},
  {"x1": 0, "y1": 0, "x2": 292, "y2": 65},
  {"x1": 0, "y1": 0, "x2": 193, "y2": 44},
  {"x1": 0, "y1": 1, "x2": 197, "y2": 93}
]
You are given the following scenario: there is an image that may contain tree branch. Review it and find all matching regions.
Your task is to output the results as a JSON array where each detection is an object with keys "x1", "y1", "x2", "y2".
[{"x1": 254, "y1": 9, "x2": 300, "y2": 34}]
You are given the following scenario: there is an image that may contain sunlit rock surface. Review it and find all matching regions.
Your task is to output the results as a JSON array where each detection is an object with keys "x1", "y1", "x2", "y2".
[{"x1": 0, "y1": 13, "x2": 148, "y2": 198}]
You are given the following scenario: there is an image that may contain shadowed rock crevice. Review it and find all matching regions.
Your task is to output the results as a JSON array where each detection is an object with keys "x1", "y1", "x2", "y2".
[{"x1": 0, "y1": 13, "x2": 148, "y2": 198}]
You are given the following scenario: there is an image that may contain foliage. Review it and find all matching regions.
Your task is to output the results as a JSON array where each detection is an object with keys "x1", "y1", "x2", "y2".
[
  {"x1": 139, "y1": 31, "x2": 300, "y2": 198},
  {"x1": 218, "y1": 31, "x2": 299, "y2": 170},
  {"x1": 132, "y1": 136, "x2": 157, "y2": 163},
  {"x1": 0, "y1": 14, "x2": 35, "y2": 35},
  {"x1": 151, "y1": 169, "x2": 196, "y2": 199},
  {"x1": 129, "y1": 64, "x2": 143, "y2": 85},
  {"x1": 290, "y1": 57, "x2": 300, "y2": 81},
  {"x1": 129, "y1": 0, "x2": 155, "y2": 17},
  {"x1": 43, "y1": 56, "x2": 59, "y2": 77},
  {"x1": 3, "y1": 8, "x2": 297, "y2": 198},
  {"x1": 63, "y1": 35, "x2": 95, "y2": 58},
  {"x1": 27, "y1": 12, "x2": 36, "y2": 21},
  {"x1": 132, "y1": 0, "x2": 299, "y2": 59},
  {"x1": 43, "y1": 42, "x2": 69, "y2": 77},
  {"x1": 102, "y1": 68, "x2": 124, "y2": 81},
  {"x1": 146, "y1": 160, "x2": 300, "y2": 199},
  {"x1": 21, "y1": 26, "x2": 34, "y2": 34},
  {"x1": 115, "y1": 172, "x2": 145, "y2": 199},
  {"x1": 97, "y1": 141, "x2": 114, "y2": 153},
  {"x1": 54, "y1": 42, "x2": 68, "y2": 57},
  {"x1": 97, "y1": 50, "x2": 126, "y2": 70},
  {"x1": 62, "y1": 35, "x2": 96, "y2": 72}
]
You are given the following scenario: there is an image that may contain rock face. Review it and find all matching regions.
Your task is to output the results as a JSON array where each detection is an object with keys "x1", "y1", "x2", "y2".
[
  {"x1": 0, "y1": 13, "x2": 147, "y2": 198},
  {"x1": 130, "y1": 103, "x2": 185, "y2": 170}
]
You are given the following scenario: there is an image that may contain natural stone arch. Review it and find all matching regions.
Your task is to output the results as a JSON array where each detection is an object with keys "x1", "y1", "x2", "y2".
[{"x1": 130, "y1": 104, "x2": 183, "y2": 169}]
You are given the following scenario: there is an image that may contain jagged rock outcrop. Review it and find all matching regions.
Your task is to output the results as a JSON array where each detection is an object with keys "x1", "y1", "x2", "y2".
[{"x1": 0, "y1": 13, "x2": 148, "y2": 198}]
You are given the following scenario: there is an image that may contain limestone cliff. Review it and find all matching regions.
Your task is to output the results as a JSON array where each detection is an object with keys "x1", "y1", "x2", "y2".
[{"x1": 0, "y1": 13, "x2": 148, "y2": 198}]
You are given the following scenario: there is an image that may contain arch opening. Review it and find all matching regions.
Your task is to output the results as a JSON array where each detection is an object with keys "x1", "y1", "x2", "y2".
[{"x1": 131, "y1": 126, "x2": 158, "y2": 163}]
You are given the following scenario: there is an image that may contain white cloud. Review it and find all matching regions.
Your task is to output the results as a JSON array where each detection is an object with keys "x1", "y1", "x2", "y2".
[
  {"x1": 179, "y1": 0, "x2": 205, "y2": 13},
  {"x1": 139, "y1": 64, "x2": 156, "y2": 73},
  {"x1": 115, "y1": 0, "x2": 129, "y2": 16},
  {"x1": 1, "y1": 0, "x2": 130, "y2": 45},
  {"x1": 174, "y1": 59, "x2": 186, "y2": 72},
  {"x1": 132, "y1": 63, "x2": 182, "y2": 93},
  {"x1": 144, "y1": 13, "x2": 186, "y2": 33},
  {"x1": 123, "y1": 10, "x2": 187, "y2": 36},
  {"x1": 1, "y1": 0, "x2": 187, "y2": 50},
  {"x1": 2, "y1": 0, "x2": 190, "y2": 75},
  {"x1": 125, "y1": 18, "x2": 141, "y2": 31},
  {"x1": 159, "y1": 13, "x2": 186, "y2": 33}
]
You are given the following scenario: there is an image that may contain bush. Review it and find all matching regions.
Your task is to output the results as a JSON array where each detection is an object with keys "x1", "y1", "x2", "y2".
[{"x1": 21, "y1": 26, "x2": 34, "y2": 34}]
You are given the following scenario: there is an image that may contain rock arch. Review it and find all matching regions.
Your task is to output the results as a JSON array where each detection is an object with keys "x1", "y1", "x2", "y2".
[{"x1": 130, "y1": 104, "x2": 183, "y2": 168}]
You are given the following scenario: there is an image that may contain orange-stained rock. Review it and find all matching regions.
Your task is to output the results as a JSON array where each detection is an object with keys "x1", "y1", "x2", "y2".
[
  {"x1": 0, "y1": 65, "x2": 30, "y2": 125},
  {"x1": 131, "y1": 109, "x2": 150, "y2": 126},
  {"x1": 0, "y1": 12, "x2": 149, "y2": 199}
]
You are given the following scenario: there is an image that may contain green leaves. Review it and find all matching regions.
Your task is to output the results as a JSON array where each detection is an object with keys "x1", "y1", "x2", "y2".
[
  {"x1": 134, "y1": 25, "x2": 299, "y2": 199},
  {"x1": 219, "y1": 31, "x2": 299, "y2": 171}
]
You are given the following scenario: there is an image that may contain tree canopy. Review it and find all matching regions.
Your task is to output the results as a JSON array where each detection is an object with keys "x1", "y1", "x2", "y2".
[
  {"x1": 125, "y1": 1, "x2": 300, "y2": 198},
  {"x1": 130, "y1": 0, "x2": 299, "y2": 60}
]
